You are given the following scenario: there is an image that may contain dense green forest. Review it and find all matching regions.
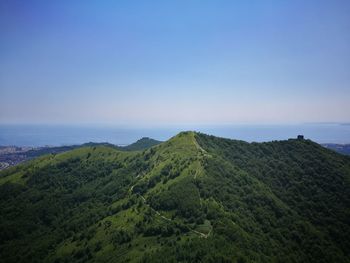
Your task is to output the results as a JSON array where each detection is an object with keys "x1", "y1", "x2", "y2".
[{"x1": 0, "y1": 132, "x2": 349, "y2": 263}]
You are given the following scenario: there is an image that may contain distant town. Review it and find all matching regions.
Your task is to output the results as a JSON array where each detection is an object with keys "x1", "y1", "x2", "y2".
[
  {"x1": 322, "y1": 144, "x2": 350, "y2": 156},
  {"x1": 0, "y1": 145, "x2": 77, "y2": 170},
  {"x1": 0, "y1": 146, "x2": 34, "y2": 169}
]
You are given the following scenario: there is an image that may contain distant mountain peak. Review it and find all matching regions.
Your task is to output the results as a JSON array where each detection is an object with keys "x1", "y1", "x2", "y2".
[{"x1": 123, "y1": 137, "x2": 162, "y2": 151}]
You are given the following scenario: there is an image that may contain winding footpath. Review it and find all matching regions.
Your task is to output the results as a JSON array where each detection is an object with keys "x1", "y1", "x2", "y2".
[{"x1": 128, "y1": 180, "x2": 211, "y2": 239}]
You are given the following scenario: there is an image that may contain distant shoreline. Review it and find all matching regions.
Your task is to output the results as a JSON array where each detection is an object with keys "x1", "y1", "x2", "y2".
[{"x1": 1, "y1": 123, "x2": 350, "y2": 147}]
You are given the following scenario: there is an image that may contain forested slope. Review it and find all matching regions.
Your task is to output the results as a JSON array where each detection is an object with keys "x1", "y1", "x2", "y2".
[{"x1": 0, "y1": 132, "x2": 349, "y2": 263}]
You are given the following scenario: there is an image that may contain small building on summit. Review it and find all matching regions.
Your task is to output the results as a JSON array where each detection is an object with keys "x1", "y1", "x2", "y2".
[{"x1": 297, "y1": 135, "x2": 304, "y2": 140}]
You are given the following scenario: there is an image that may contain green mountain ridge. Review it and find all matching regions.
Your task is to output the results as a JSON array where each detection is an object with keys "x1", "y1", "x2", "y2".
[
  {"x1": 0, "y1": 131, "x2": 349, "y2": 263},
  {"x1": 0, "y1": 138, "x2": 162, "y2": 171},
  {"x1": 123, "y1": 137, "x2": 162, "y2": 151}
]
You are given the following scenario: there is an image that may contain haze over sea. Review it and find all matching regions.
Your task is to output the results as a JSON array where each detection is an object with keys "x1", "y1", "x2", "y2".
[{"x1": 0, "y1": 123, "x2": 349, "y2": 147}]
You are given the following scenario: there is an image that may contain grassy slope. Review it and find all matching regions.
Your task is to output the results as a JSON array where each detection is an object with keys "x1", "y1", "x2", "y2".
[
  {"x1": 0, "y1": 132, "x2": 349, "y2": 263},
  {"x1": 0, "y1": 138, "x2": 161, "y2": 172}
]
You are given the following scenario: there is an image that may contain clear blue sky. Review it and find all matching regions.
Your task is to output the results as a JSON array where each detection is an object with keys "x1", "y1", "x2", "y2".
[{"x1": 1, "y1": 0, "x2": 349, "y2": 125}]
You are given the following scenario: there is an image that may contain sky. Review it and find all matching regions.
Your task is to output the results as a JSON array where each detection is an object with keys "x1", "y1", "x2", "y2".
[{"x1": 1, "y1": 0, "x2": 350, "y2": 125}]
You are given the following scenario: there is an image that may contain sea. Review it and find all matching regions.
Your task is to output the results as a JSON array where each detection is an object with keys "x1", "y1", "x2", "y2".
[{"x1": 0, "y1": 123, "x2": 349, "y2": 147}]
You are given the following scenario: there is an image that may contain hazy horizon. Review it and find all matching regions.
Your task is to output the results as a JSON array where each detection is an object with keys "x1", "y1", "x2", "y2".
[
  {"x1": 1, "y1": 123, "x2": 350, "y2": 147},
  {"x1": 1, "y1": 0, "x2": 350, "y2": 125}
]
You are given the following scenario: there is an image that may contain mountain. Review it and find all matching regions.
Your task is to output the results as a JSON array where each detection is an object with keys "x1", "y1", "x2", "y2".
[
  {"x1": 0, "y1": 132, "x2": 349, "y2": 263},
  {"x1": 123, "y1": 137, "x2": 162, "y2": 151},
  {"x1": 0, "y1": 139, "x2": 161, "y2": 170},
  {"x1": 322, "y1": 143, "x2": 350, "y2": 155}
]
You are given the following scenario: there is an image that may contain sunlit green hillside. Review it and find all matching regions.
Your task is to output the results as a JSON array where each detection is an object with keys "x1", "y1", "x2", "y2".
[{"x1": 0, "y1": 132, "x2": 349, "y2": 263}]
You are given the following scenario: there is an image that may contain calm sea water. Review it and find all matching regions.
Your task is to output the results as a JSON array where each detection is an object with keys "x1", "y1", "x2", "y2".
[{"x1": 0, "y1": 124, "x2": 349, "y2": 147}]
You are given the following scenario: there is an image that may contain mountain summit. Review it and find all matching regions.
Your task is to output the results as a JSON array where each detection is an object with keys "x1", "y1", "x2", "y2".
[{"x1": 0, "y1": 132, "x2": 349, "y2": 263}]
